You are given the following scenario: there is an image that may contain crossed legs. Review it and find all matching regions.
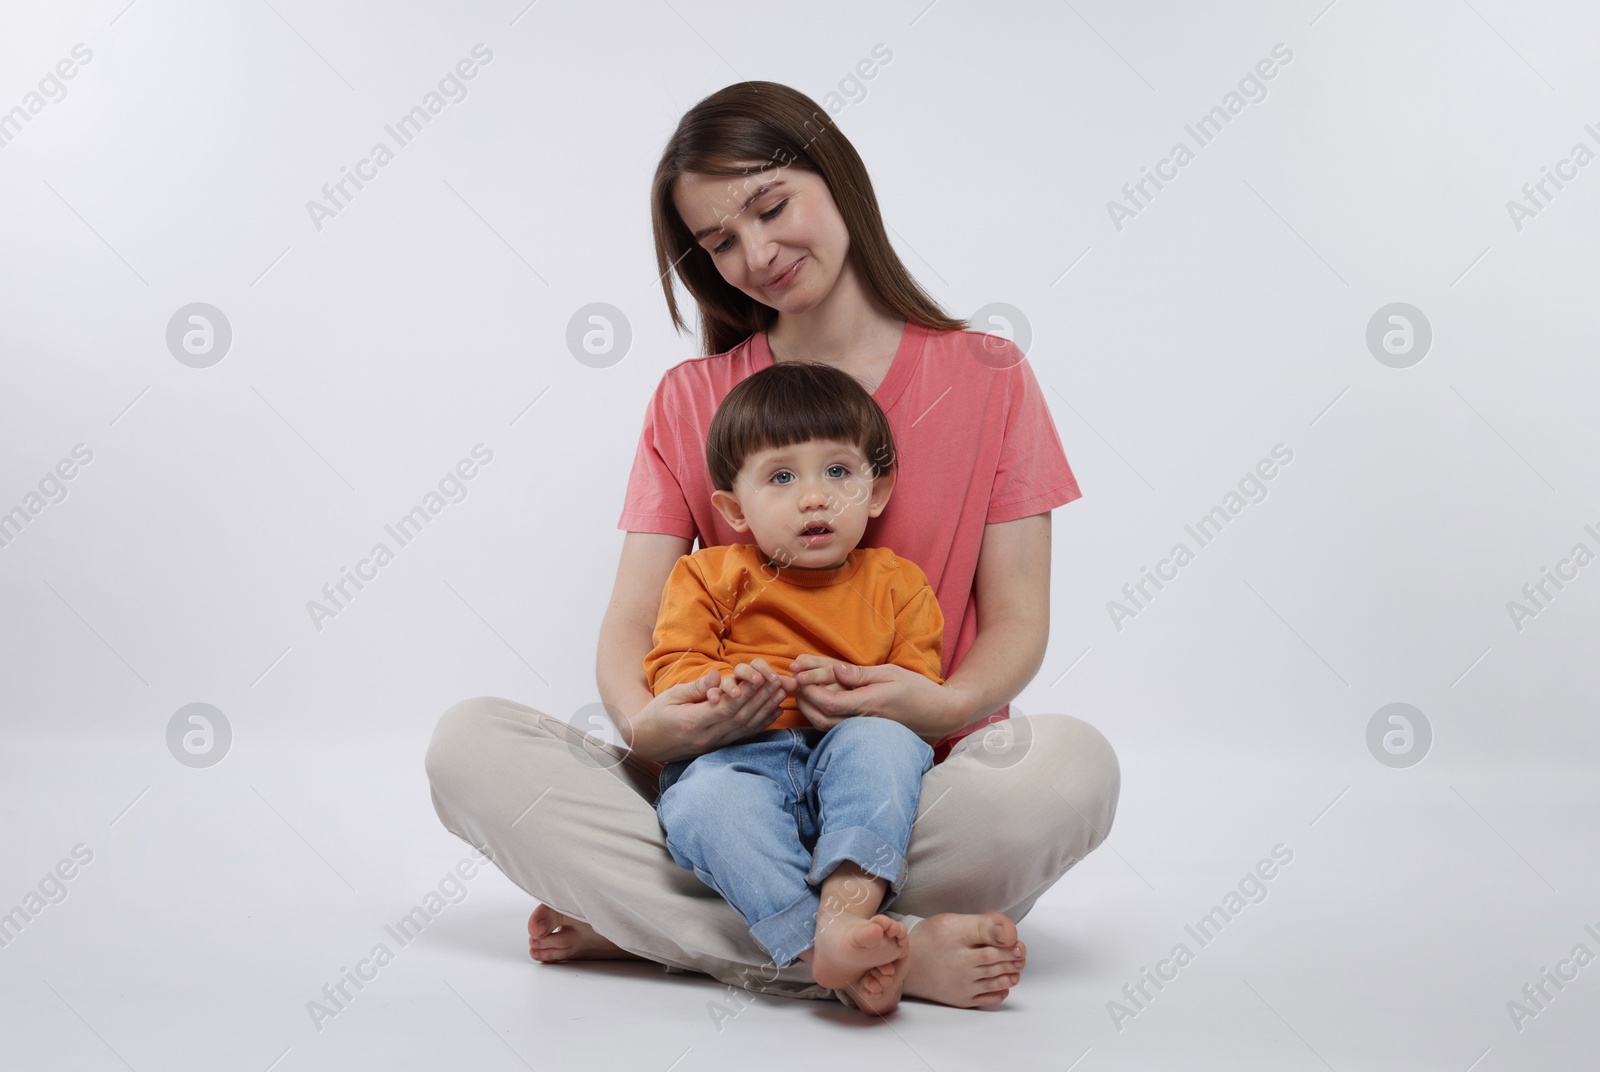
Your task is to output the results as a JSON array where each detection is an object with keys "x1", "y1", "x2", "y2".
[{"x1": 425, "y1": 698, "x2": 1119, "y2": 1007}]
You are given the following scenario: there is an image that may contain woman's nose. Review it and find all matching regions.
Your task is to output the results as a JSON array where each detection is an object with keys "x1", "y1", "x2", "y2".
[{"x1": 746, "y1": 236, "x2": 780, "y2": 278}]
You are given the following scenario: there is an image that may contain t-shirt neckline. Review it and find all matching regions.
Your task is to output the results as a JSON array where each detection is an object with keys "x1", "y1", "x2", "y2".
[
  {"x1": 751, "y1": 320, "x2": 924, "y2": 415},
  {"x1": 760, "y1": 546, "x2": 866, "y2": 587}
]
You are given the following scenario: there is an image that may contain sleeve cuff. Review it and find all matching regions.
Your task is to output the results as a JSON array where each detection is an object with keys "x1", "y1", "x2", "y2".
[
  {"x1": 986, "y1": 483, "x2": 1082, "y2": 525},
  {"x1": 617, "y1": 510, "x2": 696, "y2": 538}
]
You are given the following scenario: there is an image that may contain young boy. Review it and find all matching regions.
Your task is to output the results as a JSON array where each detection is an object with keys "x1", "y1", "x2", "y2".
[{"x1": 644, "y1": 361, "x2": 945, "y2": 1015}]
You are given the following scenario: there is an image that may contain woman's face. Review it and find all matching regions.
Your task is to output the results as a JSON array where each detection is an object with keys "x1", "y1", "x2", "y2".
[{"x1": 673, "y1": 165, "x2": 852, "y2": 317}]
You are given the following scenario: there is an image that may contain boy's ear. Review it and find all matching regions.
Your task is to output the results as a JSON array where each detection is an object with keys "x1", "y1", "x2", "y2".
[
  {"x1": 865, "y1": 467, "x2": 896, "y2": 518},
  {"x1": 711, "y1": 488, "x2": 750, "y2": 532}
]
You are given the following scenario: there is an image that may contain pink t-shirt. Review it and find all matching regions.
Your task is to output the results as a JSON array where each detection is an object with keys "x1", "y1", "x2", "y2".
[{"x1": 617, "y1": 320, "x2": 1082, "y2": 763}]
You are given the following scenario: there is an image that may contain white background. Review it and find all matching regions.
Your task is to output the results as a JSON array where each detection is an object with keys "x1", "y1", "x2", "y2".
[{"x1": 1, "y1": 1, "x2": 1596, "y2": 1069}]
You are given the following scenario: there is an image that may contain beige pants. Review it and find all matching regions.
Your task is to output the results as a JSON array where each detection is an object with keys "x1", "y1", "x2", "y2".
[{"x1": 425, "y1": 697, "x2": 1120, "y2": 1004}]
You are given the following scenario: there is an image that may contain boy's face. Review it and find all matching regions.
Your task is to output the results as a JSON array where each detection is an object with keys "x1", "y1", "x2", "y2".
[{"x1": 710, "y1": 438, "x2": 894, "y2": 570}]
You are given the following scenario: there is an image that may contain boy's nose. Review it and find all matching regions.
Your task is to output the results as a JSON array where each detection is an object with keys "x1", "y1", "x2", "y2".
[{"x1": 799, "y1": 483, "x2": 833, "y2": 512}]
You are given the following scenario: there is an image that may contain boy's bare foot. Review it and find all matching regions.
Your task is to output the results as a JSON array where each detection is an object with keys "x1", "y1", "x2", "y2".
[
  {"x1": 805, "y1": 913, "x2": 908, "y2": 994},
  {"x1": 900, "y1": 912, "x2": 1026, "y2": 1008},
  {"x1": 528, "y1": 904, "x2": 646, "y2": 963},
  {"x1": 849, "y1": 942, "x2": 910, "y2": 1015}
]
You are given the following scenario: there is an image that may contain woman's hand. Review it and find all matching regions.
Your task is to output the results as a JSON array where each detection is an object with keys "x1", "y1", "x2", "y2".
[
  {"x1": 627, "y1": 658, "x2": 796, "y2": 762},
  {"x1": 789, "y1": 654, "x2": 963, "y2": 738}
]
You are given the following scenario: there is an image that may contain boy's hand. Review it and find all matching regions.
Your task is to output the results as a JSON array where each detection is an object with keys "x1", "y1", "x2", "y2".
[
  {"x1": 789, "y1": 654, "x2": 962, "y2": 738},
  {"x1": 788, "y1": 654, "x2": 854, "y2": 730},
  {"x1": 665, "y1": 658, "x2": 799, "y2": 753},
  {"x1": 788, "y1": 653, "x2": 843, "y2": 687},
  {"x1": 706, "y1": 659, "x2": 794, "y2": 709}
]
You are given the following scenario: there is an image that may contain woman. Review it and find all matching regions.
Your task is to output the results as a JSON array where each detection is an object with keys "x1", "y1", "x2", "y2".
[{"x1": 426, "y1": 81, "x2": 1120, "y2": 1010}]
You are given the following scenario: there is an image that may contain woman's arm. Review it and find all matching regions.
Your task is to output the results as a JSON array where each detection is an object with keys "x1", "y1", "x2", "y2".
[
  {"x1": 596, "y1": 531, "x2": 690, "y2": 750},
  {"x1": 941, "y1": 511, "x2": 1052, "y2": 726},
  {"x1": 791, "y1": 512, "x2": 1052, "y2": 735},
  {"x1": 597, "y1": 531, "x2": 794, "y2": 763}
]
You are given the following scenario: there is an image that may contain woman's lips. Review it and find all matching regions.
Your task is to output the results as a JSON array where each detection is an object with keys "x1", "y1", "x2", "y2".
[{"x1": 765, "y1": 258, "x2": 804, "y2": 289}]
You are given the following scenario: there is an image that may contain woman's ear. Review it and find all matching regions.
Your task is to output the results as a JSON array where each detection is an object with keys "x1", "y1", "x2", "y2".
[{"x1": 711, "y1": 489, "x2": 750, "y2": 532}]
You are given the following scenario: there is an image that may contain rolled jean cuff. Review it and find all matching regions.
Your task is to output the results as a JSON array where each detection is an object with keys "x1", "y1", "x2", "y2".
[
  {"x1": 808, "y1": 826, "x2": 909, "y2": 913},
  {"x1": 749, "y1": 888, "x2": 820, "y2": 969}
]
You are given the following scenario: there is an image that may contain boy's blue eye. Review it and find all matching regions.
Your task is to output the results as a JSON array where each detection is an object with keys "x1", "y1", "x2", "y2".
[{"x1": 770, "y1": 465, "x2": 850, "y2": 484}]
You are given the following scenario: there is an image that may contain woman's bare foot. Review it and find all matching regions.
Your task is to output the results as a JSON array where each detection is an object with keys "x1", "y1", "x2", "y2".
[
  {"x1": 528, "y1": 904, "x2": 646, "y2": 964},
  {"x1": 899, "y1": 912, "x2": 1026, "y2": 1008}
]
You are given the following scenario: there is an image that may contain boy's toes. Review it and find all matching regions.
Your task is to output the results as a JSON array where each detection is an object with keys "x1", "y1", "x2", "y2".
[
  {"x1": 873, "y1": 915, "x2": 908, "y2": 945},
  {"x1": 852, "y1": 962, "x2": 906, "y2": 1015}
]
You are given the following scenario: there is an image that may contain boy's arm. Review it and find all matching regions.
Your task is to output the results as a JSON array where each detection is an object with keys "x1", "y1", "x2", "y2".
[
  {"x1": 643, "y1": 554, "x2": 738, "y2": 696},
  {"x1": 887, "y1": 560, "x2": 947, "y2": 739},
  {"x1": 885, "y1": 576, "x2": 947, "y2": 743},
  {"x1": 887, "y1": 581, "x2": 945, "y2": 686}
]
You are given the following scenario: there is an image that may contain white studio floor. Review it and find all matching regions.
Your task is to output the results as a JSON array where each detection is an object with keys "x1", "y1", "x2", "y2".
[{"x1": 1, "y1": 734, "x2": 1595, "y2": 1072}]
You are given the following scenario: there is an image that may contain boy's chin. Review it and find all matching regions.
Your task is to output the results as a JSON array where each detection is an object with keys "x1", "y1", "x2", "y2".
[{"x1": 773, "y1": 547, "x2": 854, "y2": 571}]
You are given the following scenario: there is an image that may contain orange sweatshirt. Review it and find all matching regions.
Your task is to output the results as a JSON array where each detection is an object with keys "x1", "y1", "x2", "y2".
[{"x1": 645, "y1": 543, "x2": 945, "y2": 732}]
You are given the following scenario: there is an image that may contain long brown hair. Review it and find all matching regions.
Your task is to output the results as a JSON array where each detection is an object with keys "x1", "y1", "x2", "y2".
[{"x1": 651, "y1": 81, "x2": 966, "y2": 357}]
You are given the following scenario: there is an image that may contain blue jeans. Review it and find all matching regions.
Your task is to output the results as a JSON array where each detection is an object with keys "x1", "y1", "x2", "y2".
[{"x1": 655, "y1": 718, "x2": 935, "y2": 969}]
